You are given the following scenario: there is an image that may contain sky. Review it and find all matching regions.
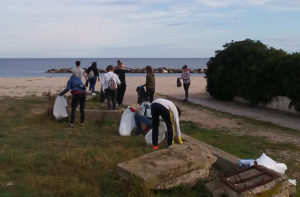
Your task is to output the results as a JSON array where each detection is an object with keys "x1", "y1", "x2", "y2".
[{"x1": 0, "y1": 0, "x2": 300, "y2": 58}]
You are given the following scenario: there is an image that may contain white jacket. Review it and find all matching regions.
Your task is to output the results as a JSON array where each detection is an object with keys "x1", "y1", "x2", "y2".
[
  {"x1": 152, "y1": 98, "x2": 181, "y2": 138},
  {"x1": 101, "y1": 71, "x2": 121, "y2": 90}
]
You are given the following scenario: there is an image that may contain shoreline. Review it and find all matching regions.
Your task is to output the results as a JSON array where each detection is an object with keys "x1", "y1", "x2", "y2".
[{"x1": 0, "y1": 76, "x2": 207, "y2": 105}]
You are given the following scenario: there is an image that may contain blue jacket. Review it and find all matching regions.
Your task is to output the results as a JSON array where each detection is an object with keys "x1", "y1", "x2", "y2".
[{"x1": 59, "y1": 76, "x2": 86, "y2": 96}]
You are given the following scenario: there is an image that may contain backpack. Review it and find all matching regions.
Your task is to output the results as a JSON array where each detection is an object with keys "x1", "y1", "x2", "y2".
[
  {"x1": 108, "y1": 77, "x2": 116, "y2": 90},
  {"x1": 88, "y1": 70, "x2": 94, "y2": 79}
]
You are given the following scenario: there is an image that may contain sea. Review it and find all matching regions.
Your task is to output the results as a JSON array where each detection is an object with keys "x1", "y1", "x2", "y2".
[{"x1": 0, "y1": 58, "x2": 209, "y2": 78}]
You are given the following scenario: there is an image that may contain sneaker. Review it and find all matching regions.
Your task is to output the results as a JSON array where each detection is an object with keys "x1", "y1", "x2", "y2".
[
  {"x1": 69, "y1": 123, "x2": 74, "y2": 128},
  {"x1": 91, "y1": 93, "x2": 96, "y2": 96},
  {"x1": 153, "y1": 146, "x2": 158, "y2": 150},
  {"x1": 80, "y1": 123, "x2": 84, "y2": 127}
]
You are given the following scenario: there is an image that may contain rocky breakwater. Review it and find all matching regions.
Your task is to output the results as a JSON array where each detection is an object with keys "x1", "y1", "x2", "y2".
[{"x1": 46, "y1": 67, "x2": 206, "y2": 74}]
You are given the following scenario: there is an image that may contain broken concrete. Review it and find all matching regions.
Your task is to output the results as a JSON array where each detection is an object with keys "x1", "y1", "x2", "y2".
[
  {"x1": 117, "y1": 140, "x2": 217, "y2": 190},
  {"x1": 205, "y1": 175, "x2": 290, "y2": 197}
]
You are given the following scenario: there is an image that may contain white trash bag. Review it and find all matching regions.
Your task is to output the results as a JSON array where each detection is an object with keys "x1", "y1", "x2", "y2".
[
  {"x1": 119, "y1": 109, "x2": 136, "y2": 136},
  {"x1": 53, "y1": 96, "x2": 68, "y2": 120},
  {"x1": 256, "y1": 153, "x2": 287, "y2": 175},
  {"x1": 145, "y1": 122, "x2": 167, "y2": 146}
]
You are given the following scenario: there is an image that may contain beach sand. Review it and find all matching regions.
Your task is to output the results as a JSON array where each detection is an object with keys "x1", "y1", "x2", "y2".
[{"x1": 0, "y1": 76, "x2": 206, "y2": 105}]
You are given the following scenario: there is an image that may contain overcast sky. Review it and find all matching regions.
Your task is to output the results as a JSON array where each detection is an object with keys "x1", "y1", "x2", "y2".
[{"x1": 0, "y1": 0, "x2": 299, "y2": 58}]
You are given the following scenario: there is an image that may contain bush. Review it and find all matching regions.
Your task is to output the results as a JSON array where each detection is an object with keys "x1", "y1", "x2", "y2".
[{"x1": 206, "y1": 39, "x2": 300, "y2": 111}]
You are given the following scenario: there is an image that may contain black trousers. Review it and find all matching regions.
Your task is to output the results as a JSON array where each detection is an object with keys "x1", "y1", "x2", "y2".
[
  {"x1": 151, "y1": 103, "x2": 175, "y2": 146},
  {"x1": 105, "y1": 89, "x2": 117, "y2": 110},
  {"x1": 117, "y1": 84, "x2": 126, "y2": 105},
  {"x1": 70, "y1": 93, "x2": 86, "y2": 124},
  {"x1": 183, "y1": 83, "x2": 190, "y2": 99},
  {"x1": 146, "y1": 88, "x2": 155, "y2": 103}
]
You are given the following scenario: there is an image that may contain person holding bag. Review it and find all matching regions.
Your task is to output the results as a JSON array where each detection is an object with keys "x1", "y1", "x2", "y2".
[
  {"x1": 179, "y1": 65, "x2": 191, "y2": 101},
  {"x1": 59, "y1": 69, "x2": 87, "y2": 127}
]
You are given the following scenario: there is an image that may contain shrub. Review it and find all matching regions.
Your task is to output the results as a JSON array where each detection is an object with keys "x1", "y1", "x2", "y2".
[{"x1": 206, "y1": 39, "x2": 300, "y2": 111}]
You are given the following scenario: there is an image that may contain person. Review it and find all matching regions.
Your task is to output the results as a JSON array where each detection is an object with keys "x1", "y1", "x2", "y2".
[
  {"x1": 101, "y1": 65, "x2": 121, "y2": 110},
  {"x1": 132, "y1": 99, "x2": 152, "y2": 135},
  {"x1": 142, "y1": 66, "x2": 155, "y2": 102},
  {"x1": 114, "y1": 60, "x2": 130, "y2": 106},
  {"x1": 151, "y1": 98, "x2": 183, "y2": 149},
  {"x1": 179, "y1": 65, "x2": 191, "y2": 101},
  {"x1": 86, "y1": 62, "x2": 100, "y2": 94},
  {"x1": 72, "y1": 60, "x2": 87, "y2": 82},
  {"x1": 59, "y1": 69, "x2": 87, "y2": 127}
]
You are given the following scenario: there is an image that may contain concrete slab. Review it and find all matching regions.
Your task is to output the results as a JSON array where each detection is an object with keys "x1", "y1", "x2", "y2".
[{"x1": 117, "y1": 141, "x2": 217, "y2": 189}]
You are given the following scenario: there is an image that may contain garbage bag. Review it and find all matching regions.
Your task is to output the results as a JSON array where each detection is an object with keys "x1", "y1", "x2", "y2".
[
  {"x1": 256, "y1": 153, "x2": 287, "y2": 175},
  {"x1": 53, "y1": 96, "x2": 68, "y2": 120},
  {"x1": 177, "y1": 78, "x2": 182, "y2": 87},
  {"x1": 119, "y1": 109, "x2": 136, "y2": 136},
  {"x1": 145, "y1": 122, "x2": 167, "y2": 146}
]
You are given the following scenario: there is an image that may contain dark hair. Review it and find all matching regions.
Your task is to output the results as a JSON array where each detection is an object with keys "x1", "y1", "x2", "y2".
[
  {"x1": 146, "y1": 65, "x2": 153, "y2": 73},
  {"x1": 182, "y1": 65, "x2": 187, "y2": 69},
  {"x1": 91, "y1": 62, "x2": 97, "y2": 68},
  {"x1": 75, "y1": 60, "x2": 81, "y2": 66},
  {"x1": 117, "y1": 60, "x2": 122, "y2": 66},
  {"x1": 106, "y1": 65, "x2": 114, "y2": 72},
  {"x1": 176, "y1": 105, "x2": 181, "y2": 117}
]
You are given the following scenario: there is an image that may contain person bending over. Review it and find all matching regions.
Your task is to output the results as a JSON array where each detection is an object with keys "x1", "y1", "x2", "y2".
[
  {"x1": 101, "y1": 65, "x2": 121, "y2": 110},
  {"x1": 151, "y1": 98, "x2": 183, "y2": 149},
  {"x1": 59, "y1": 70, "x2": 87, "y2": 127},
  {"x1": 132, "y1": 99, "x2": 152, "y2": 135}
]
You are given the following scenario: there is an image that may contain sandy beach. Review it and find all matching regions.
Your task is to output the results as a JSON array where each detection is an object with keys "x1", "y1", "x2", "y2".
[{"x1": 0, "y1": 76, "x2": 207, "y2": 105}]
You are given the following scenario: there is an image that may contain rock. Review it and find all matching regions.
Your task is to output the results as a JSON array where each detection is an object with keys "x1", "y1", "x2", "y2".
[{"x1": 117, "y1": 141, "x2": 217, "y2": 190}]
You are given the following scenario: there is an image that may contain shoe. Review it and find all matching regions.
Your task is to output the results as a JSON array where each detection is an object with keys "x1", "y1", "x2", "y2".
[
  {"x1": 80, "y1": 123, "x2": 84, "y2": 127},
  {"x1": 69, "y1": 123, "x2": 74, "y2": 128},
  {"x1": 91, "y1": 93, "x2": 96, "y2": 96},
  {"x1": 153, "y1": 146, "x2": 158, "y2": 150},
  {"x1": 177, "y1": 137, "x2": 183, "y2": 144}
]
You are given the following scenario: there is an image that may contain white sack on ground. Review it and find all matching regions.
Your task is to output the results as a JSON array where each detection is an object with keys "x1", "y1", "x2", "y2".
[
  {"x1": 53, "y1": 96, "x2": 68, "y2": 120},
  {"x1": 145, "y1": 122, "x2": 167, "y2": 146},
  {"x1": 119, "y1": 109, "x2": 136, "y2": 136},
  {"x1": 256, "y1": 153, "x2": 287, "y2": 175}
]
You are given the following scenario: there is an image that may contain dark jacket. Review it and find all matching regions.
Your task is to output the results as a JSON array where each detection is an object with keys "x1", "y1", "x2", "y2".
[
  {"x1": 87, "y1": 65, "x2": 99, "y2": 78},
  {"x1": 146, "y1": 73, "x2": 155, "y2": 89},
  {"x1": 59, "y1": 76, "x2": 86, "y2": 95}
]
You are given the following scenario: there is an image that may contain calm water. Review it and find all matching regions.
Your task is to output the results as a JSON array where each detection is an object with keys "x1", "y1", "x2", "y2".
[{"x1": 0, "y1": 58, "x2": 209, "y2": 77}]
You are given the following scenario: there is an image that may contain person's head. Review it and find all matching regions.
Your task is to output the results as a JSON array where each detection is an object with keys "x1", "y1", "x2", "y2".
[
  {"x1": 75, "y1": 60, "x2": 81, "y2": 67},
  {"x1": 117, "y1": 60, "x2": 122, "y2": 67},
  {"x1": 176, "y1": 105, "x2": 181, "y2": 117},
  {"x1": 146, "y1": 65, "x2": 153, "y2": 73},
  {"x1": 106, "y1": 65, "x2": 114, "y2": 72},
  {"x1": 182, "y1": 65, "x2": 187, "y2": 70},
  {"x1": 91, "y1": 62, "x2": 97, "y2": 68}
]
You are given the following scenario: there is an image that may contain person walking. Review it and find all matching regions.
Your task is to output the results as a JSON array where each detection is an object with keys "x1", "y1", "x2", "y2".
[
  {"x1": 114, "y1": 60, "x2": 130, "y2": 106},
  {"x1": 151, "y1": 98, "x2": 183, "y2": 149},
  {"x1": 142, "y1": 65, "x2": 155, "y2": 102},
  {"x1": 179, "y1": 65, "x2": 191, "y2": 101},
  {"x1": 59, "y1": 70, "x2": 87, "y2": 127},
  {"x1": 86, "y1": 62, "x2": 100, "y2": 95},
  {"x1": 101, "y1": 65, "x2": 121, "y2": 110},
  {"x1": 72, "y1": 60, "x2": 87, "y2": 82}
]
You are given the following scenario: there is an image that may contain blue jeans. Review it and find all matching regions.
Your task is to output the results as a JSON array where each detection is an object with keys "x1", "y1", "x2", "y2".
[
  {"x1": 89, "y1": 77, "x2": 97, "y2": 93},
  {"x1": 134, "y1": 113, "x2": 152, "y2": 134}
]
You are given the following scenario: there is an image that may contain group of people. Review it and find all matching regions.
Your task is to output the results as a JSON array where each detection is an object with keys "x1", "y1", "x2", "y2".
[{"x1": 58, "y1": 60, "x2": 191, "y2": 147}]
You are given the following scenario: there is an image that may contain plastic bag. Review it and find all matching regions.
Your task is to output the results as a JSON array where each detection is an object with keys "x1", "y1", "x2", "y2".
[
  {"x1": 256, "y1": 153, "x2": 287, "y2": 175},
  {"x1": 238, "y1": 159, "x2": 255, "y2": 167},
  {"x1": 53, "y1": 96, "x2": 68, "y2": 120},
  {"x1": 177, "y1": 78, "x2": 182, "y2": 87},
  {"x1": 145, "y1": 122, "x2": 167, "y2": 146},
  {"x1": 119, "y1": 109, "x2": 136, "y2": 136}
]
